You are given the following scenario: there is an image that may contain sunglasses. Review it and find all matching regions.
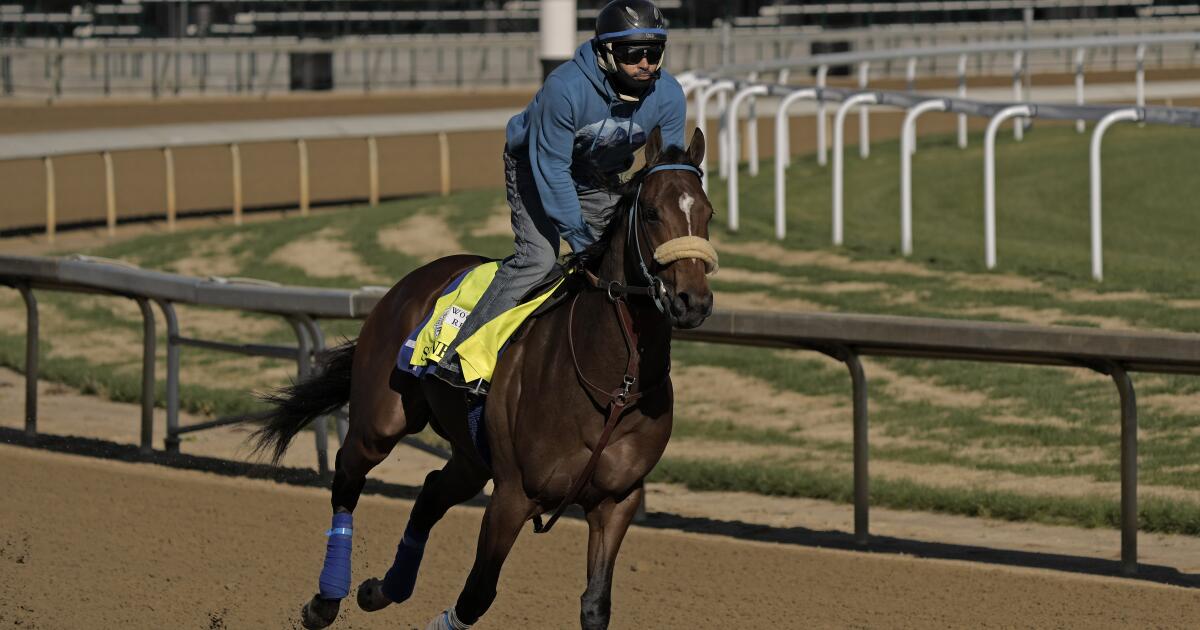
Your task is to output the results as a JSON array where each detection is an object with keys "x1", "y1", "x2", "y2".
[{"x1": 612, "y1": 44, "x2": 665, "y2": 65}]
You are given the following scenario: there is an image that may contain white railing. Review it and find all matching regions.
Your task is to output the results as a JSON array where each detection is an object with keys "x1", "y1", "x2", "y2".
[{"x1": 681, "y1": 31, "x2": 1200, "y2": 281}]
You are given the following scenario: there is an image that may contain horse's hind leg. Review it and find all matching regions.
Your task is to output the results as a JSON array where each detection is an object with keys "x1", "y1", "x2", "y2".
[
  {"x1": 423, "y1": 484, "x2": 533, "y2": 629},
  {"x1": 580, "y1": 484, "x2": 644, "y2": 630},
  {"x1": 301, "y1": 369, "x2": 428, "y2": 630},
  {"x1": 357, "y1": 453, "x2": 489, "y2": 612}
]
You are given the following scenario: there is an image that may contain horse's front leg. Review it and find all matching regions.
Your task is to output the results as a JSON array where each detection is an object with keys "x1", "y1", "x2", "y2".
[
  {"x1": 580, "y1": 483, "x2": 644, "y2": 630},
  {"x1": 426, "y1": 485, "x2": 532, "y2": 629}
]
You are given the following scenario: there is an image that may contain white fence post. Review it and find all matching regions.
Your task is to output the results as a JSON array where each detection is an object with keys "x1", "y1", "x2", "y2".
[
  {"x1": 746, "y1": 73, "x2": 762, "y2": 177},
  {"x1": 1136, "y1": 43, "x2": 1146, "y2": 111},
  {"x1": 984, "y1": 105, "x2": 1034, "y2": 270},
  {"x1": 957, "y1": 54, "x2": 968, "y2": 149},
  {"x1": 1075, "y1": 48, "x2": 1087, "y2": 133},
  {"x1": 696, "y1": 80, "x2": 734, "y2": 194},
  {"x1": 816, "y1": 64, "x2": 829, "y2": 166},
  {"x1": 900, "y1": 99, "x2": 949, "y2": 257},
  {"x1": 774, "y1": 88, "x2": 818, "y2": 240},
  {"x1": 832, "y1": 92, "x2": 879, "y2": 246},
  {"x1": 1090, "y1": 108, "x2": 1142, "y2": 281},
  {"x1": 727, "y1": 84, "x2": 769, "y2": 232},
  {"x1": 858, "y1": 61, "x2": 871, "y2": 158},
  {"x1": 1013, "y1": 51, "x2": 1025, "y2": 141}
]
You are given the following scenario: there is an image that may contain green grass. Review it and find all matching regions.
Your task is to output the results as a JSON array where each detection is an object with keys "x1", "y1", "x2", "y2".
[
  {"x1": 650, "y1": 457, "x2": 1200, "y2": 536},
  {"x1": 3, "y1": 124, "x2": 1200, "y2": 533},
  {"x1": 708, "y1": 125, "x2": 1200, "y2": 297}
]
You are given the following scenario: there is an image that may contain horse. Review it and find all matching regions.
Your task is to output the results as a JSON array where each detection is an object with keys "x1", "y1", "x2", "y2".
[{"x1": 249, "y1": 126, "x2": 716, "y2": 630}]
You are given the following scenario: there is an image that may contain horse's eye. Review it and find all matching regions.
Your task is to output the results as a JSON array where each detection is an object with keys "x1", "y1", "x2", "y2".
[{"x1": 643, "y1": 207, "x2": 660, "y2": 223}]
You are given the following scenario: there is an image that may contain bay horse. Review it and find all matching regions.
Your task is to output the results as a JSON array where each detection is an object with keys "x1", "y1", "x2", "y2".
[{"x1": 250, "y1": 127, "x2": 715, "y2": 630}]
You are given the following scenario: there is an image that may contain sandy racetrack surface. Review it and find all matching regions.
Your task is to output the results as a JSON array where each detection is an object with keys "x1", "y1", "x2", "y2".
[{"x1": 3, "y1": 444, "x2": 1200, "y2": 629}]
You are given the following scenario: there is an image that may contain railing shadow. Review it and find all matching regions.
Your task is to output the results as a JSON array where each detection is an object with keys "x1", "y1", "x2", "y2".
[{"x1": 3, "y1": 427, "x2": 1196, "y2": 589}]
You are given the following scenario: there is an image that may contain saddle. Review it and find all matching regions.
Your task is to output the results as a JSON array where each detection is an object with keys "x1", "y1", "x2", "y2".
[{"x1": 396, "y1": 262, "x2": 569, "y2": 390}]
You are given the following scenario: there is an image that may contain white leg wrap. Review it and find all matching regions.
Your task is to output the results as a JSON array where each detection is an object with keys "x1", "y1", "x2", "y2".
[{"x1": 426, "y1": 607, "x2": 471, "y2": 630}]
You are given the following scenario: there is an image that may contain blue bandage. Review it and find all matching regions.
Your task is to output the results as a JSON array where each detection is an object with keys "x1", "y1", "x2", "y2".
[
  {"x1": 317, "y1": 512, "x2": 353, "y2": 600},
  {"x1": 381, "y1": 521, "x2": 429, "y2": 604}
]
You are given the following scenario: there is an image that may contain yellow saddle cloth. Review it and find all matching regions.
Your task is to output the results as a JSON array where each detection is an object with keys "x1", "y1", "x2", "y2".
[{"x1": 398, "y1": 262, "x2": 565, "y2": 385}]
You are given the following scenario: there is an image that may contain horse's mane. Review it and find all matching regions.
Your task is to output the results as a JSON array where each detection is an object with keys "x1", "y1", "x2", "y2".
[{"x1": 562, "y1": 144, "x2": 698, "y2": 279}]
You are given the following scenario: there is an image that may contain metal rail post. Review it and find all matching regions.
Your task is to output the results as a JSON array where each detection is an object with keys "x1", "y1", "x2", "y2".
[
  {"x1": 984, "y1": 105, "x2": 1034, "y2": 270},
  {"x1": 1075, "y1": 48, "x2": 1087, "y2": 133},
  {"x1": 367, "y1": 136, "x2": 380, "y2": 206},
  {"x1": 44, "y1": 157, "x2": 56, "y2": 243},
  {"x1": 18, "y1": 285, "x2": 38, "y2": 438},
  {"x1": 1108, "y1": 362, "x2": 1139, "y2": 575},
  {"x1": 230, "y1": 144, "x2": 243, "y2": 226},
  {"x1": 848, "y1": 350, "x2": 869, "y2": 545},
  {"x1": 438, "y1": 132, "x2": 451, "y2": 197},
  {"x1": 287, "y1": 316, "x2": 328, "y2": 479},
  {"x1": 298, "y1": 139, "x2": 310, "y2": 215},
  {"x1": 299, "y1": 317, "x2": 343, "y2": 445},
  {"x1": 820, "y1": 344, "x2": 870, "y2": 546},
  {"x1": 726, "y1": 84, "x2": 769, "y2": 232},
  {"x1": 103, "y1": 151, "x2": 117, "y2": 236},
  {"x1": 816, "y1": 64, "x2": 829, "y2": 166},
  {"x1": 156, "y1": 300, "x2": 181, "y2": 453},
  {"x1": 1089, "y1": 108, "x2": 1141, "y2": 282},
  {"x1": 858, "y1": 62, "x2": 871, "y2": 158},
  {"x1": 774, "y1": 88, "x2": 817, "y2": 241},
  {"x1": 163, "y1": 148, "x2": 177, "y2": 231},
  {"x1": 901, "y1": 99, "x2": 949, "y2": 257},
  {"x1": 832, "y1": 93, "x2": 878, "y2": 246},
  {"x1": 135, "y1": 297, "x2": 156, "y2": 455}
]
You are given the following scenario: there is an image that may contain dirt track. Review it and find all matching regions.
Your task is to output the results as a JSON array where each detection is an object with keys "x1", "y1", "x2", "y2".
[{"x1": 3, "y1": 443, "x2": 1200, "y2": 629}]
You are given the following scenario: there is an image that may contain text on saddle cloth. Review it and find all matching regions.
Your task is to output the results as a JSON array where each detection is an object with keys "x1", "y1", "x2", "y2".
[{"x1": 397, "y1": 261, "x2": 565, "y2": 385}]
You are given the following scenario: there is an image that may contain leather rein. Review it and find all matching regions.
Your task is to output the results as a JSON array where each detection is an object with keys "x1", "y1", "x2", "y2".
[{"x1": 532, "y1": 162, "x2": 702, "y2": 534}]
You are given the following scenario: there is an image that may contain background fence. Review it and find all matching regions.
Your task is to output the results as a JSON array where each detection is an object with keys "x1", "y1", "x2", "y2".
[{"x1": 5, "y1": 16, "x2": 1200, "y2": 98}]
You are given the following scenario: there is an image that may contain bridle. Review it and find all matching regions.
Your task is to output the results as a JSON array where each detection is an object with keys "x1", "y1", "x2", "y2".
[{"x1": 533, "y1": 161, "x2": 717, "y2": 534}]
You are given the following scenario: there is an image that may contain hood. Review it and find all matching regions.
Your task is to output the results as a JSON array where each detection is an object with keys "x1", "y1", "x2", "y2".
[{"x1": 572, "y1": 41, "x2": 622, "y2": 105}]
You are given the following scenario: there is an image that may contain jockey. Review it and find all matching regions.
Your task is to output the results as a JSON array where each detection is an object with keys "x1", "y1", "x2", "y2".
[{"x1": 436, "y1": 0, "x2": 686, "y2": 387}]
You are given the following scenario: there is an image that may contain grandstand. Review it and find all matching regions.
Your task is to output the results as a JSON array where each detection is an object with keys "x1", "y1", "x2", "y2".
[{"x1": 3, "y1": 0, "x2": 1198, "y2": 41}]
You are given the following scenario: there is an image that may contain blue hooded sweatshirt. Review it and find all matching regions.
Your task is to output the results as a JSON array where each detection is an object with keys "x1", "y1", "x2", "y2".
[{"x1": 505, "y1": 41, "x2": 686, "y2": 253}]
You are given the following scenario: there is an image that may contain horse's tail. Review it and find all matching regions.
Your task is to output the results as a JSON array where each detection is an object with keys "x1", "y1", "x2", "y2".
[{"x1": 250, "y1": 340, "x2": 357, "y2": 464}]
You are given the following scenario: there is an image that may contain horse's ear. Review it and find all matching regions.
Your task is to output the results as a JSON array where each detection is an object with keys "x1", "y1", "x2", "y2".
[
  {"x1": 644, "y1": 126, "x2": 663, "y2": 166},
  {"x1": 686, "y1": 127, "x2": 705, "y2": 166}
]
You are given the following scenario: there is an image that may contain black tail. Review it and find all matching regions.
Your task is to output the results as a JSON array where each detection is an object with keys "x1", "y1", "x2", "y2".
[{"x1": 251, "y1": 341, "x2": 356, "y2": 464}]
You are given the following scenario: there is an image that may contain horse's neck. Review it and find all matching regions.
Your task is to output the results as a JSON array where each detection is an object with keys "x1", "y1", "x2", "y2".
[{"x1": 572, "y1": 229, "x2": 673, "y2": 386}]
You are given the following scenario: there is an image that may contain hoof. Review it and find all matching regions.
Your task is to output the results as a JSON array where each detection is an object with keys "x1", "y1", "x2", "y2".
[
  {"x1": 300, "y1": 594, "x2": 341, "y2": 630},
  {"x1": 356, "y1": 578, "x2": 393, "y2": 612}
]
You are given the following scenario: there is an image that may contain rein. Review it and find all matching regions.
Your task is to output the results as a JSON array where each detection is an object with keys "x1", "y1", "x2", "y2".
[{"x1": 532, "y1": 162, "x2": 703, "y2": 535}]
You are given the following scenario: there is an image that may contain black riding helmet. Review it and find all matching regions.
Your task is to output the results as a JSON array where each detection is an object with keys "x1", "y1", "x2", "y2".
[{"x1": 593, "y1": 0, "x2": 667, "y2": 97}]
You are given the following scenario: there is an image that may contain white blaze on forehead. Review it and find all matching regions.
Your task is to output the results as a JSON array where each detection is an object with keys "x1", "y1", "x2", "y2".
[{"x1": 678, "y1": 193, "x2": 695, "y2": 236}]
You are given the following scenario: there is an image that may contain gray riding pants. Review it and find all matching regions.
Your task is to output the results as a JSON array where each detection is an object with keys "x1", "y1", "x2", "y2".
[{"x1": 438, "y1": 150, "x2": 619, "y2": 370}]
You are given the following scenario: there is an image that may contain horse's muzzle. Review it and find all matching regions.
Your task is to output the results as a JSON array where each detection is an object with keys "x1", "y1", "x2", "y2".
[{"x1": 667, "y1": 286, "x2": 713, "y2": 329}]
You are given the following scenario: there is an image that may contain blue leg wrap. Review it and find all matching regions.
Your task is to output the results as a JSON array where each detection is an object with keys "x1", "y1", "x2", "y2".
[
  {"x1": 381, "y1": 522, "x2": 429, "y2": 604},
  {"x1": 318, "y1": 512, "x2": 354, "y2": 600}
]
